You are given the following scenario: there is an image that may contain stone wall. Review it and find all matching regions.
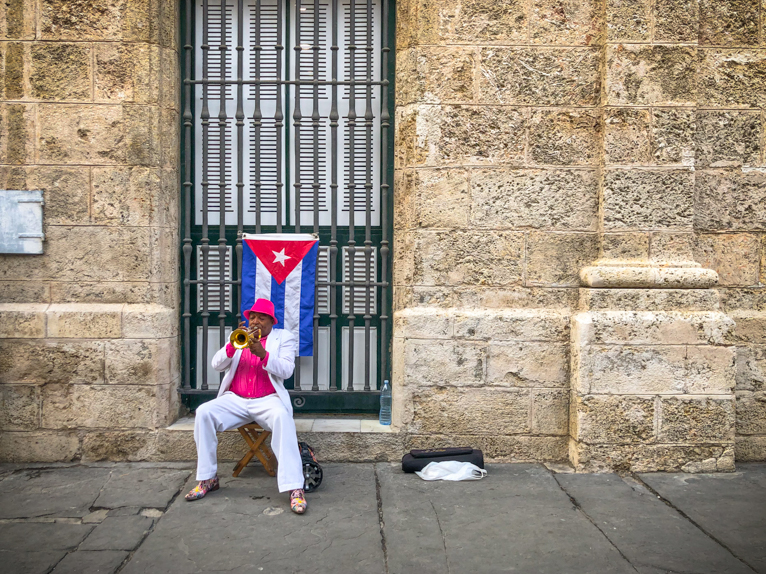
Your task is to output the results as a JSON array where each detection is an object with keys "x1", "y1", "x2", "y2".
[{"x1": 0, "y1": 0, "x2": 181, "y2": 461}]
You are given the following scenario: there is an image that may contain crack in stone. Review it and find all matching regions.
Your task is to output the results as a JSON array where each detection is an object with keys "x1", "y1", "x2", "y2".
[
  {"x1": 374, "y1": 465, "x2": 389, "y2": 574},
  {"x1": 429, "y1": 499, "x2": 451, "y2": 574}
]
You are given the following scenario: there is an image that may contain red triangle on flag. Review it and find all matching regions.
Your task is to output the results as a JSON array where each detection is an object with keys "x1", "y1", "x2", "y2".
[{"x1": 245, "y1": 238, "x2": 318, "y2": 284}]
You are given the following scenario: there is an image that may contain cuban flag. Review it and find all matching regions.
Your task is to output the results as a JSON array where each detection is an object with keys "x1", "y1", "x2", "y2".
[{"x1": 241, "y1": 233, "x2": 319, "y2": 356}]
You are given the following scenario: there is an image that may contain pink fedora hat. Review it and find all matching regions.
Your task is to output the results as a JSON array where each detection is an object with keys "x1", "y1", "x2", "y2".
[{"x1": 244, "y1": 298, "x2": 278, "y2": 325}]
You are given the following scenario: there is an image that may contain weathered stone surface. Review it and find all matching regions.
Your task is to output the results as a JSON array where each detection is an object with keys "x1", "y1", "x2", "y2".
[
  {"x1": 46, "y1": 303, "x2": 123, "y2": 338},
  {"x1": 411, "y1": 388, "x2": 530, "y2": 434},
  {"x1": 606, "y1": 45, "x2": 696, "y2": 106},
  {"x1": 29, "y1": 43, "x2": 91, "y2": 101},
  {"x1": 730, "y1": 311, "x2": 766, "y2": 345},
  {"x1": 0, "y1": 339, "x2": 105, "y2": 384},
  {"x1": 454, "y1": 309, "x2": 569, "y2": 341},
  {"x1": 409, "y1": 168, "x2": 469, "y2": 228},
  {"x1": 696, "y1": 110, "x2": 761, "y2": 168},
  {"x1": 652, "y1": 108, "x2": 696, "y2": 166},
  {"x1": 82, "y1": 431, "x2": 159, "y2": 461},
  {"x1": 573, "y1": 395, "x2": 655, "y2": 444},
  {"x1": 122, "y1": 304, "x2": 178, "y2": 338},
  {"x1": 453, "y1": 286, "x2": 579, "y2": 310},
  {"x1": 125, "y1": 105, "x2": 161, "y2": 167},
  {"x1": 604, "y1": 108, "x2": 651, "y2": 166},
  {"x1": 396, "y1": 47, "x2": 476, "y2": 105},
  {"x1": 159, "y1": 110, "x2": 179, "y2": 168},
  {"x1": 0, "y1": 0, "x2": 36, "y2": 40},
  {"x1": 470, "y1": 168, "x2": 598, "y2": 231},
  {"x1": 579, "y1": 289, "x2": 721, "y2": 313},
  {"x1": 95, "y1": 43, "x2": 160, "y2": 104},
  {"x1": 530, "y1": 0, "x2": 603, "y2": 45},
  {"x1": 41, "y1": 0, "x2": 124, "y2": 40},
  {"x1": 0, "y1": 281, "x2": 50, "y2": 304},
  {"x1": 603, "y1": 169, "x2": 694, "y2": 231},
  {"x1": 436, "y1": 0, "x2": 528, "y2": 44},
  {"x1": 735, "y1": 344, "x2": 766, "y2": 391},
  {"x1": 580, "y1": 266, "x2": 719, "y2": 289},
  {"x1": 526, "y1": 232, "x2": 599, "y2": 286},
  {"x1": 0, "y1": 431, "x2": 79, "y2": 462},
  {"x1": 41, "y1": 385, "x2": 158, "y2": 429},
  {"x1": 736, "y1": 390, "x2": 766, "y2": 435},
  {"x1": 659, "y1": 396, "x2": 736, "y2": 443},
  {"x1": 529, "y1": 109, "x2": 600, "y2": 166},
  {"x1": 403, "y1": 339, "x2": 486, "y2": 386},
  {"x1": 413, "y1": 230, "x2": 524, "y2": 286},
  {"x1": 736, "y1": 436, "x2": 766, "y2": 461},
  {"x1": 487, "y1": 342, "x2": 569, "y2": 387},
  {"x1": 38, "y1": 104, "x2": 126, "y2": 164},
  {"x1": 0, "y1": 385, "x2": 39, "y2": 430},
  {"x1": 159, "y1": 47, "x2": 178, "y2": 109},
  {"x1": 394, "y1": 308, "x2": 453, "y2": 339},
  {"x1": 655, "y1": 0, "x2": 699, "y2": 42},
  {"x1": 719, "y1": 289, "x2": 766, "y2": 312},
  {"x1": 149, "y1": 226, "x2": 179, "y2": 284},
  {"x1": 650, "y1": 232, "x2": 697, "y2": 266},
  {"x1": 694, "y1": 169, "x2": 766, "y2": 231},
  {"x1": 405, "y1": 434, "x2": 567, "y2": 461},
  {"x1": 0, "y1": 165, "x2": 90, "y2": 225},
  {"x1": 50, "y1": 281, "x2": 177, "y2": 306},
  {"x1": 531, "y1": 389, "x2": 569, "y2": 435},
  {"x1": 79, "y1": 515, "x2": 154, "y2": 551},
  {"x1": 606, "y1": 0, "x2": 651, "y2": 41},
  {"x1": 698, "y1": 49, "x2": 766, "y2": 107},
  {"x1": 2, "y1": 42, "x2": 25, "y2": 100},
  {"x1": 52, "y1": 550, "x2": 129, "y2": 574},
  {"x1": 572, "y1": 442, "x2": 736, "y2": 473},
  {"x1": 0, "y1": 303, "x2": 46, "y2": 338},
  {"x1": 105, "y1": 338, "x2": 177, "y2": 385},
  {"x1": 92, "y1": 167, "x2": 161, "y2": 226},
  {"x1": 0, "y1": 104, "x2": 35, "y2": 164},
  {"x1": 693, "y1": 233, "x2": 761, "y2": 286},
  {"x1": 699, "y1": 0, "x2": 759, "y2": 46},
  {"x1": 601, "y1": 233, "x2": 650, "y2": 261},
  {"x1": 479, "y1": 47, "x2": 600, "y2": 105}
]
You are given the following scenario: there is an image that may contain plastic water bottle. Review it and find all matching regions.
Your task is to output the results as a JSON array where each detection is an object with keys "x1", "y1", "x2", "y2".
[{"x1": 379, "y1": 380, "x2": 392, "y2": 425}]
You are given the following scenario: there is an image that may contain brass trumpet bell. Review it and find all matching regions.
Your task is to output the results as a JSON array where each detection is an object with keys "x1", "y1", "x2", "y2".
[{"x1": 230, "y1": 328, "x2": 250, "y2": 349}]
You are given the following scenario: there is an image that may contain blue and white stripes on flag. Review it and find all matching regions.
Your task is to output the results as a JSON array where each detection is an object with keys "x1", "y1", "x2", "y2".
[{"x1": 241, "y1": 233, "x2": 319, "y2": 356}]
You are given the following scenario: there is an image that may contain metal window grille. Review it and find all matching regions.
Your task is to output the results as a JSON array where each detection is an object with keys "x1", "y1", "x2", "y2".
[{"x1": 180, "y1": 0, "x2": 393, "y2": 412}]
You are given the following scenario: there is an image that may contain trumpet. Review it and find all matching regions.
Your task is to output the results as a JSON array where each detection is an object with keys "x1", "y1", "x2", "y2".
[{"x1": 229, "y1": 327, "x2": 262, "y2": 350}]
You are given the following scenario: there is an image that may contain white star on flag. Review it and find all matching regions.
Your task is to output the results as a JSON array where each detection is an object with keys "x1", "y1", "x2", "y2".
[{"x1": 272, "y1": 248, "x2": 291, "y2": 266}]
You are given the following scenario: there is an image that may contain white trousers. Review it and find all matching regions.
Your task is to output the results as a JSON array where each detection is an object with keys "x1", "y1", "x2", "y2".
[{"x1": 193, "y1": 392, "x2": 304, "y2": 492}]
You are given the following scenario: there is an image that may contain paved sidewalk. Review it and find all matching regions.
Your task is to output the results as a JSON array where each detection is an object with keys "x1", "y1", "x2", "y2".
[{"x1": 1, "y1": 462, "x2": 764, "y2": 574}]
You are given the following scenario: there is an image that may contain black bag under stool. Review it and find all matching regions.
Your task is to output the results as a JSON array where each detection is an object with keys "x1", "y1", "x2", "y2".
[{"x1": 401, "y1": 447, "x2": 484, "y2": 473}]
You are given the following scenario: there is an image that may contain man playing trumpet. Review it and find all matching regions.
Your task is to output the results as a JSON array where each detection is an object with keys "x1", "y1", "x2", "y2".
[{"x1": 185, "y1": 298, "x2": 308, "y2": 514}]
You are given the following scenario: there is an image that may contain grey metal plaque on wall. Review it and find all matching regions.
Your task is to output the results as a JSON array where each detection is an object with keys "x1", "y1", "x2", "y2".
[{"x1": 0, "y1": 190, "x2": 45, "y2": 254}]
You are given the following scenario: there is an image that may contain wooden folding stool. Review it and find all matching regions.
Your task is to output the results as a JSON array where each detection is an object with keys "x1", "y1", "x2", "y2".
[{"x1": 232, "y1": 423, "x2": 277, "y2": 478}]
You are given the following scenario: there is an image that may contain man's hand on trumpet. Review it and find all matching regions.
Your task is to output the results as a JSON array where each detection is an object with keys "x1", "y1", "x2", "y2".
[{"x1": 237, "y1": 320, "x2": 267, "y2": 358}]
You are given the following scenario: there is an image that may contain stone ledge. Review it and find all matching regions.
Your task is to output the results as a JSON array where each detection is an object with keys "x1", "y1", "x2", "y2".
[
  {"x1": 580, "y1": 266, "x2": 719, "y2": 289},
  {"x1": 0, "y1": 304, "x2": 48, "y2": 338},
  {"x1": 166, "y1": 416, "x2": 394, "y2": 434}
]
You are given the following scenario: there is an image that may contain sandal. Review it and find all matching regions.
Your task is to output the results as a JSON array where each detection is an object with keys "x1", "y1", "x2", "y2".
[
  {"x1": 185, "y1": 477, "x2": 220, "y2": 501},
  {"x1": 290, "y1": 489, "x2": 307, "y2": 514}
]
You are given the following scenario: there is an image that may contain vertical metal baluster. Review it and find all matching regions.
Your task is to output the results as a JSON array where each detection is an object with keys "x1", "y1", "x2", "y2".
[
  {"x1": 362, "y1": 0, "x2": 372, "y2": 391},
  {"x1": 201, "y1": 0, "x2": 211, "y2": 390},
  {"x1": 218, "y1": 0, "x2": 229, "y2": 368},
  {"x1": 311, "y1": 0, "x2": 321, "y2": 391},
  {"x1": 379, "y1": 0, "x2": 390, "y2": 389},
  {"x1": 329, "y1": 0, "x2": 339, "y2": 390},
  {"x1": 182, "y1": 0, "x2": 194, "y2": 389},
  {"x1": 253, "y1": 0, "x2": 262, "y2": 233},
  {"x1": 275, "y1": 0, "x2": 284, "y2": 232},
  {"x1": 346, "y1": 0, "x2": 356, "y2": 391},
  {"x1": 236, "y1": 0, "x2": 245, "y2": 325},
  {"x1": 293, "y1": 0, "x2": 303, "y2": 391}
]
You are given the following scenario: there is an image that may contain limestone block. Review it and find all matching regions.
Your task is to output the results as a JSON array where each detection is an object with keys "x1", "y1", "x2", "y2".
[
  {"x1": 95, "y1": 43, "x2": 161, "y2": 104},
  {"x1": 394, "y1": 308, "x2": 453, "y2": 339},
  {"x1": 761, "y1": 236, "x2": 766, "y2": 285},
  {"x1": 572, "y1": 395, "x2": 655, "y2": 444},
  {"x1": 530, "y1": 0, "x2": 603, "y2": 45},
  {"x1": 411, "y1": 387, "x2": 530, "y2": 434},
  {"x1": 696, "y1": 111, "x2": 761, "y2": 168},
  {"x1": 0, "y1": 166, "x2": 90, "y2": 226},
  {"x1": 294, "y1": 432, "x2": 406, "y2": 462},
  {"x1": 604, "y1": 108, "x2": 651, "y2": 166},
  {"x1": 652, "y1": 108, "x2": 696, "y2": 166},
  {"x1": 0, "y1": 303, "x2": 47, "y2": 338},
  {"x1": 650, "y1": 232, "x2": 697, "y2": 266},
  {"x1": 606, "y1": 0, "x2": 651, "y2": 41},
  {"x1": 394, "y1": 105, "x2": 420, "y2": 169},
  {"x1": 396, "y1": 47, "x2": 476, "y2": 106},
  {"x1": 392, "y1": 231, "x2": 414, "y2": 286},
  {"x1": 486, "y1": 342, "x2": 569, "y2": 387},
  {"x1": 698, "y1": 49, "x2": 766, "y2": 108},
  {"x1": 92, "y1": 167, "x2": 161, "y2": 226},
  {"x1": 659, "y1": 396, "x2": 736, "y2": 442},
  {"x1": 571, "y1": 442, "x2": 735, "y2": 473},
  {"x1": 699, "y1": 0, "x2": 759, "y2": 46},
  {"x1": 575, "y1": 344, "x2": 736, "y2": 395},
  {"x1": 149, "y1": 227, "x2": 179, "y2": 284},
  {"x1": 122, "y1": 304, "x2": 178, "y2": 338},
  {"x1": 46, "y1": 303, "x2": 122, "y2": 338},
  {"x1": 694, "y1": 169, "x2": 766, "y2": 231},
  {"x1": 529, "y1": 109, "x2": 600, "y2": 166},
  {"x1": 580, "y1": 266, "x2": 719, "y2": 289},
  {"x1": 38, "y1": 105, "x2": 126, "y2": 165},
  {"x1": 2, "y1": 43, "x2": 25, "y2": 100},
  {"x1": 125, "y1": 105, "x2": 161, "y2": 167},
  {"x1": 413, "y1": 230, "x2": 524, "y2": 286},
  {"x1": 407, "y1": 434, "x2": 568, "y2": 462},
  {"x1": 410, "y1": 168, "x2": 469, "y2": 228},
  {"x1": 0, "y1": 0, "x2": 36, "y2": 40},
  {"x1": 159, "y1": 47, "x2": 179, "y2": 110},
  {"x1": 0, "y1": 340, "x2": 105, "y2": 384},
  {"x1": 531, "y1": 389, "x2": 569, "y2": 435},
  {"x1": 159, "y1": 2, "x2": 177, "y2": 50},
  {"x1": 526, "y1": 232, "x2": 599, "y2": 287},
  {"x1": 398, "y1": 286, "x2": 454, "y2": 309},
  {"x1": 654, "y1": 0, "x2": 699, "y2": 42},
  {"x1": 453, "y1": 286, "x2": 578, "y2": 310},
  {"x1": 434, "y1": 0, "x2": 528, "y2": 45},
  {"x1": 729, "y1": 311, "x2": 766, "y2": 345},
  {"x1": 470, "y1": 168, "x2": 598, "y2": 231},
  {"x1": 153, "y1": 428, "x2": 198, "y2": 461},
  {"x1": 602, "y1": 233, "x2": 650, "y2": 261},
  {"x1": 403, "y1": 339, "x2": 486, "y2": 386},
  {"x1": 29, "y1": 43, "x2": 91, "y2": 101},
  {"x1": 50, "y1": 282, "x2": 176, "y2": 307},
  {"x1": 735, "y1": 436, "x2": 766, "y2": 461},
  {"x1": 479, "y1": 47, "x2": 600, "y2": 106},
  {"x1": 735, "y1": 344, "x2": 766, "y2": 391},
  {"x1": 41, "y1": 384, "x2": 158, "y2": 429},
  {"x1": 0, "y1": 385, "x2": 40, "y2": 430},
  {"x1": 393, "y1": 170, "x2": 414, "y2": 232},
  {"x1": 105, "y1": 338, "x2": 177, "y2": 385},
  {"x1": 41, "y1": 0, "x2": 124, "y2": 40},
  {"x1": 454, "y1": 309, "x2": 569, "y2": 341},
  {"x1": 0, "y1": 431, "x2": 79, "y2": 463},
  {"x1": 603, "y1": 169, "x2": 694, "y2": 232},
  {"x1": 81, "y1": 430, "x2": 158, "y2": 462},
  {"x1": 0, "y1": 281, "x2": 50, "y2": 304},
  {"x1": 693, "y1": 233, "x2": 760, "y2": 287},
  {"x1": 736, "y1": 390, "x2": 766, "y2": 435},
  {"x1": 606, "y1": 45, "x2": 696, "y2": 106},
  {"x1": 721, "y1": 289, "x2": 766, "y2": 312},
  {"x1": 579, "y1": 289, "x2": 721, "y2": 313},
  {"x1": 159, "y1": 109, "x2": 179, "y2": 169},
  {"x1": 0, "y1": 104, "x2": 35, "y2": 164}
]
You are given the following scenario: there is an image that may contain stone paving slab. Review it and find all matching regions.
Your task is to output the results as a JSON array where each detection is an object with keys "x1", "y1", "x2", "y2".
[
  {"x1": 639, "y1": 463, "x2": 766, "y2": 573},
  {"x1": 79, "y1": 515, "x2": 154, "y2": 551},
  {"x1": 0, "y1": 522, "x2": 94, "y2": 551},
  {"x1": 94, "y1": 467, "x2": 192, "y2": 509},
  {"x1": 120, "y1": 464, "x2": 386, "y2": 574},
  {"x1": 377, "y1": 463, "x2": 636, "y2": 574},
  {"x1": 555, "y1": 473, "x2": 753, "y2": 574},
  {"x1": 51, "y1": 550, "x2": 129, "y2": 574}
]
